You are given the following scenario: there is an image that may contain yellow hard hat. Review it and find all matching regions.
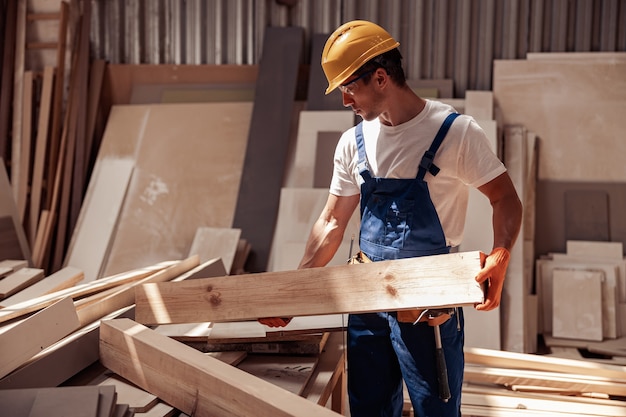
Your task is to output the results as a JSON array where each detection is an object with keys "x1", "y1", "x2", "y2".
[{"x1": 321, "y1": 20, "x2": 400, "y2": 95}]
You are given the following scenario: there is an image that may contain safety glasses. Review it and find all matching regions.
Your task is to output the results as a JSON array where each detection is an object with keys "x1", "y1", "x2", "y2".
[{"x1": 338, "y1": 70, "x2": 374, "y2": 95}]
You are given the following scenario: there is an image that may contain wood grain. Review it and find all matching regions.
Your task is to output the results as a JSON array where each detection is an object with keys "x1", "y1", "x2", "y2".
[
  {"x1": 100, "y1": 318, "x2": 341, "y2": 417},
  {"x1": 135, "y1": 251, "x2": 484, "y2": 324}
]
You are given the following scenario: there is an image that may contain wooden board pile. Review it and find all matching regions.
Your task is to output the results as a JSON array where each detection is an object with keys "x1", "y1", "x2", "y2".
[
  {"x1": 1, "y1": 251, "x2": 626, "y2": 416},
  {"x1": 536, "y1": 240, "x2": 626, "y2": 354}
]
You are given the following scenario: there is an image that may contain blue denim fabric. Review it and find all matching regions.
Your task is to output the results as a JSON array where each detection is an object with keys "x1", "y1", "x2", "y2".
[{"x1": 347, "y1": 310, "x2": 464, "y2": 417}]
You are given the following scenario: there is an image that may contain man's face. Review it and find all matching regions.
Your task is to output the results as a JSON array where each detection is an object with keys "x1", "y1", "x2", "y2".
[{"x1": 339, "y1": 69, "x2": 383, "y2": 121}]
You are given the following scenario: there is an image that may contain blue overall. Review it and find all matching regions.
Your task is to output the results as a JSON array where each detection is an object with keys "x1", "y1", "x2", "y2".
[{"x1": 347, "y1": 113, "x2": 464, "y2": 417}]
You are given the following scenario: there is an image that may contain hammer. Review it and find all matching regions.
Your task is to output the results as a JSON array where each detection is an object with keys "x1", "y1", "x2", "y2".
[{"x1": 415, "y1": 308, "x2": 455, "y2": 402}]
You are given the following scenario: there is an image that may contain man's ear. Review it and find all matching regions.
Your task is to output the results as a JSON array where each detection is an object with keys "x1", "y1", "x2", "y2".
[{"x1": 374, "y1": 68, "x2": 389, "y2": 90}]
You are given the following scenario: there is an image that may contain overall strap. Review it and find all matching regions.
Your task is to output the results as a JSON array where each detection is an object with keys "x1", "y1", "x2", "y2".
[
  {"x1": 416, "y1": 112, "x2": 460, "y2": 180},
  {"x1": 355, "y1": 122, "x2": 372, "y2": 181}
]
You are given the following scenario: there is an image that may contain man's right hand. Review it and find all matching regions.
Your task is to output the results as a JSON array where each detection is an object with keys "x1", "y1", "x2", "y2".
[{"x1": 258, "y1": 317, "x2": 292, "y2": 327}]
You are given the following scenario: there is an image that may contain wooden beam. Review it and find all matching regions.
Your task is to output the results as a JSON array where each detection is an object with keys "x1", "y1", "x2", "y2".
[
  {"x1": 464, "y1": 346, "x2": 626, "y2": 381},
  {"x1": 134, "y1": 251, "x2": 484, "y2": 324},
  {"x1": 100, "y1": 318, "x2": 340, "y2": 417},
  {"x1": 0, "y1": 297, "x2": 79, "y2": 379}
]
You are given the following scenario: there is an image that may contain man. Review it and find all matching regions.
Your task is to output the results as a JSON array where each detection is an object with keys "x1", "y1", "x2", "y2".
[{"x1": 260, "y1": 20, "x2": 522, "y2": 417}]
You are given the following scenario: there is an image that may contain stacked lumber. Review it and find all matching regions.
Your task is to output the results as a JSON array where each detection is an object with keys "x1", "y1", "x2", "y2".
[
  {"x1": 536, "y1": 240, "x2": 626, "y2": 351},
  {"x1": 0, "y1": 0, "x2": 106, "y2": 275}
]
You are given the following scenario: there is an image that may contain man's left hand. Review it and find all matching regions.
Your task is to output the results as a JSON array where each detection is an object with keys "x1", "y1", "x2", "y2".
[{"x1": 474, "y1": 247, "x2": 510, "y2": 311}]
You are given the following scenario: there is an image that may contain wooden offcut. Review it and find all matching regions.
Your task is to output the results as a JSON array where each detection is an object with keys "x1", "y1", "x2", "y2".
[
  {"x1": 134, "y1": 251, "x2": 484, "y2": 324},
  {"x1": 0, "y1": 297, "x2": 79, "y2": 379},
  {"x1": 99, "y1": 318, "x2": 341, "y2": 417}
]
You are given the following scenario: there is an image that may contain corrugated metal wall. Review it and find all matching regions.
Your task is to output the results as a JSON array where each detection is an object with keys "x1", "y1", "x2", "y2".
[{"x1": 90, "y1": 0, "x2": 626, "y2": 96}]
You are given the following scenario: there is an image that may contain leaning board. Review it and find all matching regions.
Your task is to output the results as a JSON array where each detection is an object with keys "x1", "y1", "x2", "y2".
[{"x1": 96, "y1": 102, "x2": 252, "y2": 277}]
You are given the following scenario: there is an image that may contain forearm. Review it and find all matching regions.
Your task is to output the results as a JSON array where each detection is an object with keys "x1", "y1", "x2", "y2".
[
  {"x1": 491, "y1": 191, "x2": 523, "y2": 251},
  {"x1": 298, "y1": 216, "x2": 345, "y2": 269}
]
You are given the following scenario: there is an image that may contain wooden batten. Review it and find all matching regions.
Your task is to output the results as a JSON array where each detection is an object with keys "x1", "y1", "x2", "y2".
[
  {"x1": 134, "y1": 251, "x2": 484, "y2": 324},
  {"x1": 100, "y1": 318, "x2": 341, "y2": 417}
]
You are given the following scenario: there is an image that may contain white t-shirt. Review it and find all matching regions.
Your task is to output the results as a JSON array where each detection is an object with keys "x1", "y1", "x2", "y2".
[{"x1": 329, "y1": 99, "x2": 506, "y2": 247}]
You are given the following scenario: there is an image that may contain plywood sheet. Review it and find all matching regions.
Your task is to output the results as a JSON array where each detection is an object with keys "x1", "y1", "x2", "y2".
[
  {"x1": 231, "y1": 27, "x2": 304, "y2": 273},
  {"x1": 187, "y1": 227, "x2": 241, "y2": 274},
  {"x1": 552, "y1": 268, "x2": 603, "y2": 341},
  {"x1": 493, "y1": 59, "x2": 626, "y2": 181},
  {"x1": 101, "y1": 102, "x2": 252, "y2": 277},
  {"x1": 566, "y1": 240, "x2": 624, "y2": 260},
  {"x1": 538, "y1": 258, "x2": 619, "y2": 338},
  {"x1": 285, "y1": 111, "x2": 354, "y2": 188}
]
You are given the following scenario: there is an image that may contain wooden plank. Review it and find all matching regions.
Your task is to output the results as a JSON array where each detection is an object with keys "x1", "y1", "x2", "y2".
[
  {"x1": 0, "y1": 0, "x2": 17, "y2": 164},
  {"x1": 29, "y1": 65, "x2": 54, "y2": 245},
  {"x1": 464, "y1": 346, "x2": 626, "y2": 381},
  {"x1": 75, "y1": 255, "x2": 199, "y2": 327},
  {"x1": 0, "y1": 297, "x2": 79, "y2": 379},
  {"x1": 84, "y1": 59, "x2": 106, "y2": 177},
  {"x1": 45, "y1": 1, "x2": 68, "y2": 209},
  {"x1": 231, "y1": 26, "x2": 304, "y2": 273},
  {"x1": 0, "y1": 306, "x2": 133, "y2": 390},
  {"x1": 63, "y1": 158, "x2": 134, "y2": 282},
  {"x1": 0, "y1": 260, "x2": 174, "y2": 325},
  {"x1": 134, "y1": 251, "x2": 484, "y2": 325},
  {"x1": 461, "y1": 389, "x2": 626, "y2": 417},
  {"x1": 11, "y1": 0, "x2": 26, "y2": 201},
  {"x1": 17, "y1": 70, "x2": 33, "y2": 222},
  {"x1": 463, "y1": 364, "x2": 626, "y2": 397},
  {"x1": 552, "y1": 269, "x2": 603, "y2": 341},
  {"x1": 99, "y1": 318, "x2": 341, "y2": 417},
  {"x1": 0, "y1": 158, "x2": 32, "y2": 265},
  {"x1": 0, "y1": 266, "x2": 83, "y2": 307},
  {"x1": 0, "y1": 267, "x2": 44, "y2": 299},
  {"x1": 187, "y1": 227, "x2": 241, "y2": 275},
  {"x1": 502, "y1": 125, "x2": 531, "y2": 352},
  {"x1": 0, "y1": 259, "x2": 28, "y2": 271}
]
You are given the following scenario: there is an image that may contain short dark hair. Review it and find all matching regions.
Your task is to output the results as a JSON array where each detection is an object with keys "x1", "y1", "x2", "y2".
[{"x1": 357, "y1": 48, "x2": 406, "y2": 87}]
